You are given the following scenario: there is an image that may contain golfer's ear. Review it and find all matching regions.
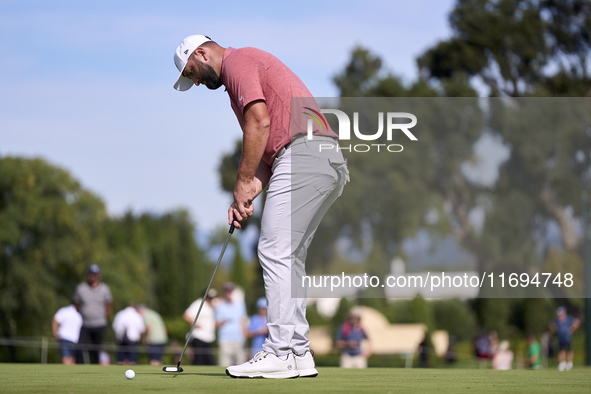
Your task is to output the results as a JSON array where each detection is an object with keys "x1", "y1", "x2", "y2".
[{"x1": 194, "y1": 47, "x2": 207, "y2": 61}]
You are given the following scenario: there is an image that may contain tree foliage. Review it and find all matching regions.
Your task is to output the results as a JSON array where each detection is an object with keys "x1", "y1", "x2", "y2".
[
  {"x1": 415, "y1": 0, "x2": 591, "y2": 278},
  {"x1": 104, "y1": 210, "x2": 210, "y2": 317},
  {"x1": 0, "y1": 157, "x2": 107, "y2": 339},
  {"x1": 418, "y1": 0, "x2": 591, "y2": 97},
  {"x1": 0, "y1": 156, "x2": 210, "y2": 361}
]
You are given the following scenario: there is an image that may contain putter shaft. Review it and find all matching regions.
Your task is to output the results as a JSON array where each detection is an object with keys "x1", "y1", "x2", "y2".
[{"x1": 175, "y1": 224, "x2": 235, "y2": 368}]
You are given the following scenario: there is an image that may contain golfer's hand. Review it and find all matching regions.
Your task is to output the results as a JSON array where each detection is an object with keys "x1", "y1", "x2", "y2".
[
  {"x1": 231, "y1": 179, "x2": 256, "y2": 226},
  {"x1": 228, "y1": 202, "x2": 239, "y2": 228},
  {"x1": 229, "y1": 202, "x2": 251, "y2": 229}
]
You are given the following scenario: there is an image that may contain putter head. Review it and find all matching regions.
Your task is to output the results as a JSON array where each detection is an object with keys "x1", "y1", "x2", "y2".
[{"x1": 163, "y1": 366, "x2": 183, "y2": 373}]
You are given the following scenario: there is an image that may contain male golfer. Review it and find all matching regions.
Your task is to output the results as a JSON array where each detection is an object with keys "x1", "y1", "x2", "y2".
[{"x1": 173, "y1": 35, "x2": 348, "y2": 378}]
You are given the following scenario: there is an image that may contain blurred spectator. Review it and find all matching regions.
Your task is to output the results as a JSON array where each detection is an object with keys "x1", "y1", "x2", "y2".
[
  {"x1": 527, "y1": 334, "x2": 542, "y2": 370},
  {"x1": 52, "y1": 302, "x2": 83, "y2": 365},
  {"x1": 473, "y1": 329, "x2": 490, "y2": 367},
  {"x1": 492, "y1": 340, "x2": 513, "y2": 370},
  {"x1": 112, "y1": 304, "x2": 145, "y2": 365},
  {"x1": 138, "y1": 305, "x2": 168, "y2": 366},
  {"x1": 444, "y1": 336, "x2": 457, "y2": 365},
  {"x1": 246, "y1": 297, "x2": 269, "y2": 357},
  {"x1": 183, "y1": 288, "x2": 218, "y2": 365},
  {"x1": 215, "y1": 282, "x2": 247, "y2": 366},
  {"x1": 418, "y1": 330, "x2": 429, "y2": 368},
  {"x1": 335, "y1": 309, "x2": 370, "y2": 369},
  {"x1": 550, "y1": 306, "x2": 580, "y2": 371},
  {"x1": 73, "y1": 264, "x2": 112, "y2": 364}
]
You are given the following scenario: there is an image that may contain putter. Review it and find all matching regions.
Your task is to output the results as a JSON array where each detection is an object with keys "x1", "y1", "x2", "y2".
[{"x1": 163, "y1": 223, "x2": 235, "y2": 373}]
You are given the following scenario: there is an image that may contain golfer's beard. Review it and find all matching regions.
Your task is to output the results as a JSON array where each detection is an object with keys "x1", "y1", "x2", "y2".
[{"x1": 200, "y1": 63, "x2": 222, "y2": 90}]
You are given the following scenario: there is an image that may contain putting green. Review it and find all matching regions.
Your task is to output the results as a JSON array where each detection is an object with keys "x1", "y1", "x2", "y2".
[{"x1": 0, "y1": 364, "x2": 590, "y2": 393}]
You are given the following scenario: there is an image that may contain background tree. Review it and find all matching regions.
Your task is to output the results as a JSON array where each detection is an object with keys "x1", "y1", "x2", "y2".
[
  {"x1": 416, "y1": 0, "x2": 591, "y2": 278},
  {"x1": 0, "y1": 156, "x2": 211, "y2": 361},
  {"x1": 0, "y1": 157, "x2": 108, "y2": 360},
  {"x1": 418, "y1": 0, "x2": 591, "y2": 97},
  {"x1": 104, "y1": 210, "x2": 210, "y2": 318}
]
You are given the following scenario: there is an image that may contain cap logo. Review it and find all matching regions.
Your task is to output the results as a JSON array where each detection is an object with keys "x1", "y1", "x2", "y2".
[{"x1": 184, "y1": 49, "x2": 189, "y2": 55}]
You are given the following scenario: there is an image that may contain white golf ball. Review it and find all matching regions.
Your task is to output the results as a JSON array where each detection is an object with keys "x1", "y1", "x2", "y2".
[{"x1": 125, "y1": 369, "x2": 135, "y2": 379}]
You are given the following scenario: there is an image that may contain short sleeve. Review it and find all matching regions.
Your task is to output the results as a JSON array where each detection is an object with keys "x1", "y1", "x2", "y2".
[
  {"x1": 223, "y1": 51, "x2": 266, "y2": 114},
  {"x1": 185, "y1": 300, "x2": 199, "y2": 318},
  {"x1": 54, "y1": 308, "x2": 64, "y2": 323}
]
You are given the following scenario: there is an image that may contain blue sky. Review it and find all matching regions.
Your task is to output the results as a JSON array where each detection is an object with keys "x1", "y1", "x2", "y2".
[{"x1": 0, "y1": 0, "x2": 456, "y2": 232}]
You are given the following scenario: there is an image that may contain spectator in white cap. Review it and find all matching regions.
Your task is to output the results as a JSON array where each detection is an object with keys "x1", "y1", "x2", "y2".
[
  {"x1": 247, "y1": 297, "x2": 269, "y2": 357},
  {"x1": 73, "y1": 264, "x2": 112, "y2": 364}
]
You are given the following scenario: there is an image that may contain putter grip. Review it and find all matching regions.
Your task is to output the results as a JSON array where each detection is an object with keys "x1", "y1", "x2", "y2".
[{"x1": 229, "y1": 223, "x2": 235, "y2": 234}]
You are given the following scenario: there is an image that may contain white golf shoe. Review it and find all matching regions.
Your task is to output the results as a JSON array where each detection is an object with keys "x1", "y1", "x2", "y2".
[
  {"x1": 294, "y1": 350, "x2": 318, "y2": 378},
  {"x1": 226, "y1": 351, "x2": 299, "y2": 379}
]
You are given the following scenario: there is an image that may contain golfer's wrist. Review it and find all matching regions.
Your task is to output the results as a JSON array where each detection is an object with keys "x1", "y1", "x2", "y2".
[{"x1": 237, "y1": 173, "x2": 255, "y2": 183}]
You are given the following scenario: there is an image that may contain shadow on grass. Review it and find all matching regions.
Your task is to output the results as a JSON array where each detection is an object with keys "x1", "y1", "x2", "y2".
[{"x1": 142, "y1": 372, "x2": 227, "y2": 377}]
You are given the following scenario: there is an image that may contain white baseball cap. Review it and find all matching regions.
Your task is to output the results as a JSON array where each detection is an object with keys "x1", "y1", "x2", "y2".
[{"x1": 173, "y1": 34, "x2": 212, "y2": 91}]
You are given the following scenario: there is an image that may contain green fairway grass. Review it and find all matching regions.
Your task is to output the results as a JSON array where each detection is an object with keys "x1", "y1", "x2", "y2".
[{"x1": 1, "y1": 364, "x2": 590, "y2": 393}]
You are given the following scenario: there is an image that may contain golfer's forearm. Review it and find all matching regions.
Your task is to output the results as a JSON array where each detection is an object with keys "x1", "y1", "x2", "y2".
[
  {"x1": 238, "y1": 125, "x2": 268, "y2": 182},
  {"x1": 238, "y1": 100, "x2": 270, "y2": 183}
]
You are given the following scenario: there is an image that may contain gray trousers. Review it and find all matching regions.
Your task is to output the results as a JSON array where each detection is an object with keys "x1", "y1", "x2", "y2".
[{"x1": 259, "y1": 136, "x2": 348, "y2": 357}]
